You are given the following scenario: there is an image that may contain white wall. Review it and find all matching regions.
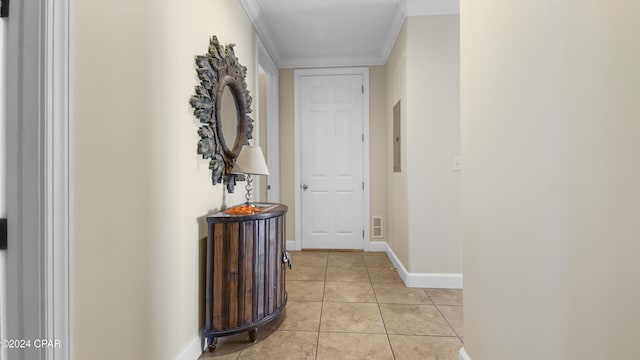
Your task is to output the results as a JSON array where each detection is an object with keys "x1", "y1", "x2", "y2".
[
  {"x1": 385, "y1": 16, "x2": 462, "y2": 277},
  {"x1": 73, "y1": 1, "x2": 255, "y2": 359},
  {"x1": 406, "y1": 16, "x2": 461, "y2": 274},
  {"x1": 461, "y1": 1, "x2": 640, "y2": 359},
  {"x1": 385, "y1": 21, "x2": 409, "y2": 264}
]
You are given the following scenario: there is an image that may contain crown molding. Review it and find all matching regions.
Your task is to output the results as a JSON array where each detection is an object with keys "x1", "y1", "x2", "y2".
[
  {"x1": 239, "y1": 0, "x2": 283, "y2": 67},
  {"x1": 278, "y1": 54, "x2": 387, "y2": 69},
  {"x1": 380, "y1": 2, "x2": 407, "y2": 67},
  {"x1": 241, "y1": 0, "x2": 460, "y2": 69}
]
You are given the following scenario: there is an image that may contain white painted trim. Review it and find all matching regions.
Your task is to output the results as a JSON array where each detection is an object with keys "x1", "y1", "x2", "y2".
[
  {"x1": 406, "y1": 273, "x2": 463, "y2": 289},
  {"x1": 174, "y1": 336, "x2": 202, "y2": 360},
  {"x1": 0, "y1": 17, "x2": 7, "y2": 360},
  {"x1": 279, "y1": 55, "x2": 387, "y2": 69},
  {"x1": 286, "y1": 240, "x2": 301, "y2": 251},
  {"x1": 257, "y1": 37, "x2": 281, "y2": 203},
  {"x1": 45, "y1": 0, "x2": 73, "y2": 358},
  {"x1": 385, "y1": 243, "x2": 463, "y2": 289},
  {"x1": 0, "y1": 19, "x2": 6, "y2": 219},
  {"x1": 368, "y1": 241, "x2": 388, "y2": 252},
  {"x1": 294, "y1": 67, "x2": 371, "y2": 251},
  {"x1": 6, "y1": 0, "x2": 72, "y2": 358},
  {"x1": 239, "y1": 0, "x2": 283, "y2": 67},
  {"x1": 459, "y1": 347, "x2": 472, "y2": 360},
  {"x1": 379, "y1": 3, "x2": 407, "y2": 69}
]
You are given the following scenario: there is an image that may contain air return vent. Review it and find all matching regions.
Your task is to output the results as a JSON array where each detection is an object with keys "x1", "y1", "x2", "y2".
[{"x1": 372, "y1": 216, "x2": 383, "y2": 238}]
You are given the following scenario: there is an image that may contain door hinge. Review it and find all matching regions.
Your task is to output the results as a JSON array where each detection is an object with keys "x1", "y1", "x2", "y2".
[
  {"x1": 362, "y1": 133, "x2": 364, "y2": 142},
  {"x1": 0, "y1": 218, "x2": 7, "y2": 250},
  {"x1": 363, "y1": 230, "x2": 365, "y2": 238},
  {"x1": 361, "y1": 85, "x2": 364, "y2": 94},
  {"x1": 362, "y1": 182, "x2": 364, "y2": 190},
  {"x1": 0, "y1": 0, "x2": 9, "y2": 18}
]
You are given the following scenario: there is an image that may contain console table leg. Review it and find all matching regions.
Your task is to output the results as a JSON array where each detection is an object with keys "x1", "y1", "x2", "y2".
[
  {"x1": 207, "y1": 336, "x2": 218, "y2": 352},
  {"x1": 248, "y1": 328, "x2": 258, "y2": 343}
]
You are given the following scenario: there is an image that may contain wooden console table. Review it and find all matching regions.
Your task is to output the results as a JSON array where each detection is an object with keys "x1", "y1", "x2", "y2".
[{"x1": 204, "y1": 203, "x2": 290, "y2": 351}]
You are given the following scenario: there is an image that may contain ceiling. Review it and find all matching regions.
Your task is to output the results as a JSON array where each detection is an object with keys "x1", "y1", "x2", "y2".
[{"x1": 240, "y1": 0, "x2": 460, "y2": 68}]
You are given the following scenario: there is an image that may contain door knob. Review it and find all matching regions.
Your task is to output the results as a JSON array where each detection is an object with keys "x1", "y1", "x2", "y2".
[{"x1": 302, "y1": 184, "x2": 308, "y2": 191}]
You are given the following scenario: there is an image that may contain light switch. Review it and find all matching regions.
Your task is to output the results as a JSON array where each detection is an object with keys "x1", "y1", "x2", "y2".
[{"x1": 453, "y1": 156, "x2": 462, "y2": 171}]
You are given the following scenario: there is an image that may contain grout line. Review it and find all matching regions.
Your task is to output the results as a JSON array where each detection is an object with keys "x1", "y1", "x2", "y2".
[
  {"x1": 314, "y1": 262, "x2": 328, "y2": 360},
  {"x1": 433, "y1": 303, "x2": 461, "y2": 341},
  {"x1": 372, "y1": 275, "x2": 396, "y2": 359}
]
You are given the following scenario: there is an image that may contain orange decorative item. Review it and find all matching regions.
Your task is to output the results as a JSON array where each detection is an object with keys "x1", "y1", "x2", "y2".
[{"x1": 224, "y1": 205, "x2": 262, "y2": 215}]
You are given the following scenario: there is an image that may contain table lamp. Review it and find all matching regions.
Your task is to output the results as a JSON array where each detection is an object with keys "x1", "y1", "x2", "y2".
[{"x1": 232, "y1": 145, "x2": 270, "y2": 204}]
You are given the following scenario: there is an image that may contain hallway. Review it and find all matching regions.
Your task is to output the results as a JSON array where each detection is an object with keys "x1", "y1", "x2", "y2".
[{"x1": 200, "y1": 251, "x2": 463, "y2": 359}]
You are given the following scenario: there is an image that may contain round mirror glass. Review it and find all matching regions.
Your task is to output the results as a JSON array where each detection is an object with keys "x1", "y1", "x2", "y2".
[{"x1": 219, "y1": 85, "x2": 239, "y2": 152}]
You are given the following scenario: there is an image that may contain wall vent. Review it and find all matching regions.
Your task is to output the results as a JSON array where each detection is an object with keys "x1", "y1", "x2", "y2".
[{"x1": 372, "y1": 216, "x2": 383, "y2": 238}]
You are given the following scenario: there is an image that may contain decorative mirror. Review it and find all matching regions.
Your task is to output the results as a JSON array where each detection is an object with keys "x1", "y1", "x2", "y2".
[{"x1": 190, "y1": 36, "x2": 254, "y2": 193}]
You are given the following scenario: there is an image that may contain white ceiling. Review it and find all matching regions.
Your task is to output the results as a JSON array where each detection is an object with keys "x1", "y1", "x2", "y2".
[{"x1": 240, "y1": 0, "x2": 460, "y2": 68}]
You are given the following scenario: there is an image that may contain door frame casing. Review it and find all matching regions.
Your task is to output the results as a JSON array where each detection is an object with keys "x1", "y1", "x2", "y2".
[
  {"x1": 293, "y1": 67, "x2": 371, "y2": 251},
  {"x1": 6, "y1": 0, "x2": 72, "y2": 359},
  {"x1": 256, "y1": 37, "x2": 280, "y2": 203}
]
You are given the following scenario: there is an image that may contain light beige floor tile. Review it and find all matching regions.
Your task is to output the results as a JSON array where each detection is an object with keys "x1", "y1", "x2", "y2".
[
  {"x1": 380, "y1": 304, "x2": 455, "y2": 336},
  {"x1": 292, "y1": 252, "x2": 328, "y2": 267},
  {"x1": 368, "y1": 267, "x2": 402, "y2": 283},
  {"x1": 388, "y1": 335, "x2": 462, "y2": 360},
  {"x1": 320, "y1": 302, "x2": 386, "y2": 334},
  {"x1": 316, "y1": 332, "x2": 394, "y2": 360},
  {"x1": 327, "y1": 252, "x2": 366, "y2": 267},
  {"x1": 437, "y1": 305, "x2": 463, "y2": 339},
  {"x1": 286, "y1": 265, "x2": 326, "y2": 281},
  {"x1": 264, "y1": 301, "x2": 322, "y2": 331},
  {"x1": 364, "y1": 254, "x2": 394, "y2": 268},
  {"x1": 324, "y1": 281, "x2": 376, "y2": 303},
  {"x1": 325, "y1": 267, "x2": 369, "y2": 282},
  {"x1": 373, "y1": 283, "x2": 432, "y2": 304},
  {"x1": 425, "y1": 289, "x2": 463, "y2": 305},
  {"x1": 238, "y1": 330, "x2": 317, "y2": 360},
  {"x1": 286, "y1": 281, "x2": 325, "y2": 302},
  {"x1": 199, "y1": 332, "x2": 247, "y2": 360}
]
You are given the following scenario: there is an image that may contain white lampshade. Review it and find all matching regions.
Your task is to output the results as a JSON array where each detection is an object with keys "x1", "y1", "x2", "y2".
[{"x1": 232, "y1": 146, "x2": 270, "y2": 176}]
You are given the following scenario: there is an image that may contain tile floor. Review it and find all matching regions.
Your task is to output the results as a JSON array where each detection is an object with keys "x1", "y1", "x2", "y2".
[{"x1": 200, "y1": 250, "x2": 463, "y2": 360}]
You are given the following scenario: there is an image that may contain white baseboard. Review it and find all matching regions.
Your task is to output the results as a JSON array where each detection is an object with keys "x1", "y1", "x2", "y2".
[
  {"x1": 286, "y1": 240, "x2": 300, "y2": 251},
  {"x1": 459, "y1": 347, "x2": 471, "y2": 360},
  {"x1": 368, "y1": 241, "x2": 388, "y2": 252},
  {"x1": 385, "y1": 243, "x2": 463, "y2": 289},
  {"x1": 174, "y1": 335, "x2": 202, "y2": 360}
]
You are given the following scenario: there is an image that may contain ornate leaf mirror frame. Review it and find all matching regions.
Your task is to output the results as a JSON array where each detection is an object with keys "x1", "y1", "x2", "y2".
[{"x1": 190, "y1": 36, "x2": 254, "y2": 193}]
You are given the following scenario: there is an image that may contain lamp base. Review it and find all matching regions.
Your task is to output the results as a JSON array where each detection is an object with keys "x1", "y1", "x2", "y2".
[{"x1": 244, "y1": 174, "x2": 254, "y2": 204}]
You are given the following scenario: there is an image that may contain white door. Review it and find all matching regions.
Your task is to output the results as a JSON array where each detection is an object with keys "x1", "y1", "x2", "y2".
[{"x1": 300, "y1": 74, "x2": 364, "y2": 249}]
